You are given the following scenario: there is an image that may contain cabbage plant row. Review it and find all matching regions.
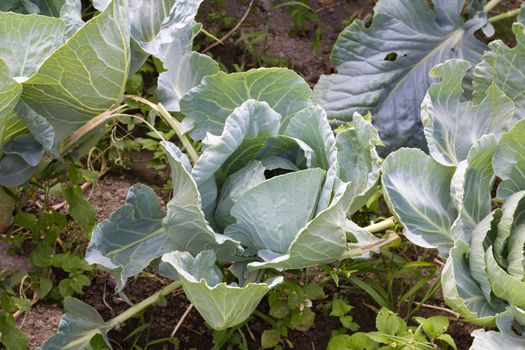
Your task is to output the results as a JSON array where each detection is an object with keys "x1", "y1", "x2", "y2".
[{"x1": 0, "y1": 0, "x2": 523, "y2": 349}]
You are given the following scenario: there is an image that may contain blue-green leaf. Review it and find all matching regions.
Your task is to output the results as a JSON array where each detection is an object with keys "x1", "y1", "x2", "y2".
[
  {"x1": 225, "y1": 169, "x2": 325, "y2": 255},
  {"x1": 38, "y1": 297, "x2": 111, "y2": 350},
  {"x1": 86, "y1": 184, "x2": 168, "y2": 291},
  {"x1": 441, "y1": 240, "x2": 501, "y2": 326},
  {"x1": 336, "y1": 113, "x2": 382, "y2": 214},
  {"x1": 162, "y1": 141, "x2": 241, "y2": 261},
  {"x1": 0, "y1": 12, "x2": 66, "y2": 80},
  {"x1": 422, "y1": 59, "x2": 517, "y2": 166},
  {"x1": 214, "y1": 161, "x2": 266, "y2": 230},
  {"x1": 493, "y1": 120, "x2": 525, "y2": 199},
  {"x1": 21, "y1": 0, "x2": 130, "y2": 146},
  {"x1": 180, "y1": 68, "x2": 312, "y2": 140},
  {"x1": 285, "y1": 104, "x2": 338, "y2": 212},
  {"x1": 192, "y1": 100, "x2": 281, "y2": 219},
  {"x1": 314, "y1": 0, "x2": 486, "y2": 153},
  {"x1": 450, "y1": 135, "x2": 497, "y2": 242},
  {"x1": 162, "y1": 250, "x2": 283, "y2": 330},
  {"x1": 248, "y1": 180, "x2": 352, "y2": 270},
  {"x1": 381, "y1": 148, "x2": 456, "y2": 256}
]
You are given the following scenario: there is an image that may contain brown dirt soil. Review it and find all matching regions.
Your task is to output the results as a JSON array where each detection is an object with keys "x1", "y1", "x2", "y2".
[
  {"x1": 17, "y1": 304, "x2": 63, "y2": 350},
  {"x1": 197, "y1": 0, "x2": 375, "y2": 84}
]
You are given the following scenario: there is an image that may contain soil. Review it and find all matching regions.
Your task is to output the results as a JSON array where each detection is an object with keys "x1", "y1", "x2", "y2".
[
  {"x1": 9, "y1": 0, "x2": 524, "y2": 349},
  {"x1": 197, "y1": 0, "x2": 375, "y2": 85}
]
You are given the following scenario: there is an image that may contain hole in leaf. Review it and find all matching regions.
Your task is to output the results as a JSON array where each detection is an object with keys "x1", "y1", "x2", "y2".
[
  {"x1": 264, "y1": 169, "x2": 293, "y2": 179},
  {"x1": 384, "y1": 52, "x2": 398, "y2": 62}
]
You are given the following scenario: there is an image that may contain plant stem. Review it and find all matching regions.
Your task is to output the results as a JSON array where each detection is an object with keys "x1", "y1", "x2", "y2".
[
  {"x1": 124, "y1": 95, "x2": 199, "y2": 164},
  {"x1": 484, "y1": 0, "x2": 502, "y2": 12},
  {"x1": 364, "y1": 217, "x2": 396, "y2": 233},
  {"x1": 59, "y1": 105, "x2": 127, "y2": 155},
  {"x1": 489, "y1": 8, "x2": 521, "y2": 23},
  {"x1": 108, "y1": 281, "x2": 181, "y2": 329},
  {"x1": 157, "y1": 103, "x2": 199, "y2": 164},
  {"x1": 340, "y1": 233, "x2": 400, "y2": 260}
]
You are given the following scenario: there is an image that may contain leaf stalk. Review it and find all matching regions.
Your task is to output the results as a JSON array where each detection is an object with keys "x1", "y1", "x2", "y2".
[
  {"x1": 484, "y1": 0, "x2": 503, "y2": 12},
  {"x1": 124, "y1": 95, "x2": 200, "y2": 164},
  {"x1": 107, "y1": 281, "x2": 181, "y2": 329},
  {"x1": 489, "y1": 8, "x2": 521, "y2": 23},
  {"x1": 364, "y1": 217, "x2": 396, "y2": 233}
]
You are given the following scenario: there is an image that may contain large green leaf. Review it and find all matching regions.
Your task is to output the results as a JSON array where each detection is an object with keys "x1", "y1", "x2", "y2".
[
  {"x1": 0, "y1": 134, "x2": 43, "y2": 187},
  {"x1": 130, "y1": 0, "x2": 203, "y2": 74},
  {"x1": 336, "y1": 113, "x2": 381, "y2": 214},
  {"x1": 381, "y1": 148, "x2": 456, "y2": 256},
  {"x1": 247, "y1": 180, "x2": 352, "y2": 270},
  {"x1": 0, "y1": 59, "x2": 22, "y2": 151},
  {"x1": 449, "y1": 135, "x2": 497, "y2": 242},
  {"x1": 467, "y1": 209, "x2": 504, "y2": 309},
  {"x1": 152, "y1": 0, "x2": 217, "y2": 111},
  {"x1": 225, "y1": 169, "x2": 325, "y2": 255},
  {"x1": 157, "y1": 51, "x2": 219, "y2": 112},
  {"x1": 474, "y1": 17, "x2": 525, "y2": 114},
  {"x1": 191, "y1": 100, "x2": 281, "y2": 219},
  {"x1": 285, "y1": 104, "x2": 338, "y2": 212},
  {"x1": 471, "y1": 311, "x2": 525, "y2": 350},
  {"x1": 38, "y1": 297, "x2": 111, "y2": 350},
  {"x1": 162, "y1": 250, "x2": 283, "y2": 330},
  {"x1": 486, "y1": 249, "x2": 525, "y2": 309},
  {"x1": 86, "y1": 141, "x2": 241, "y2": 291},
  {"x1": 21, "y1": 0, "x2": 130, "y2": 146},
  {"x1": 214, "y1": 161, "x2": 266, "y2": 230},
  {"x1": 11, "y1": 0, "x2": 66, "y2": 16},
  {"x1": 86, "y1": 184, "x2": 170, "y2": 291},
  {"x1": 314, "y1": 0, "x2": 486, "y2": 153},
  {"x1": 494, "y1": 191, "x2": 525, "y2": 267},
  {"x1": 162, "y1": 142, "x2": 240, "y2": 261},
  {"x1": 441, "y1": 240, "x2": 501, "y2": 326},
  {"x1": 180, "y1": 68, "x2": 312, "y2": 140},
  {"x1": 0, "y1": 12, "x2": 65, "y2": 80},
  {"x1": 493, "y1": 120, "x2": 525, "y2": 199},
  {"x1": 471, "y1": 329, "x2": 525, "y2": 350},
  {"x1": 95, "y1": 0, "x2": 206, "y2": 76},
  {"x1": 422, "y1": 59, "x2": 517, "y2": 166}
]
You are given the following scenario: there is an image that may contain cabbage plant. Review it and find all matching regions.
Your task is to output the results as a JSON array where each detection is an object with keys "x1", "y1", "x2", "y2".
[
  {"x1": 381, "y1": 8, "x2": 525, "y2": 347},
  {"x1": 39, "y1": 66, "x2": 396, "y2": 348}
]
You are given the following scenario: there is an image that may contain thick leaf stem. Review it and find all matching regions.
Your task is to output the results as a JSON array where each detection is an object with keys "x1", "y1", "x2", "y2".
[
  {"x1": 484, "y1": 0, "x2": 503, "y2": 12},
  {"x1": 157, "y1": 103, "x2": 200, "y2": 164},
  {"x1": 124, "y1": 95, "x2": 200, "y2": 164},
  {"x1": 107, "y1": 281, "x2": 181, "y2": 329},
  {"x1": 364, "y1": 217, "x2": 396, "y2": 233},
  {"x1": 59, "y1": 105, "x2": 127, "y2": 155},
  {"x1": 489, "y1": 8, "x2": 521, "y2": 23},
  {"x1": 341, "y1": 232, "x2": 400, "y2": 260}
]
